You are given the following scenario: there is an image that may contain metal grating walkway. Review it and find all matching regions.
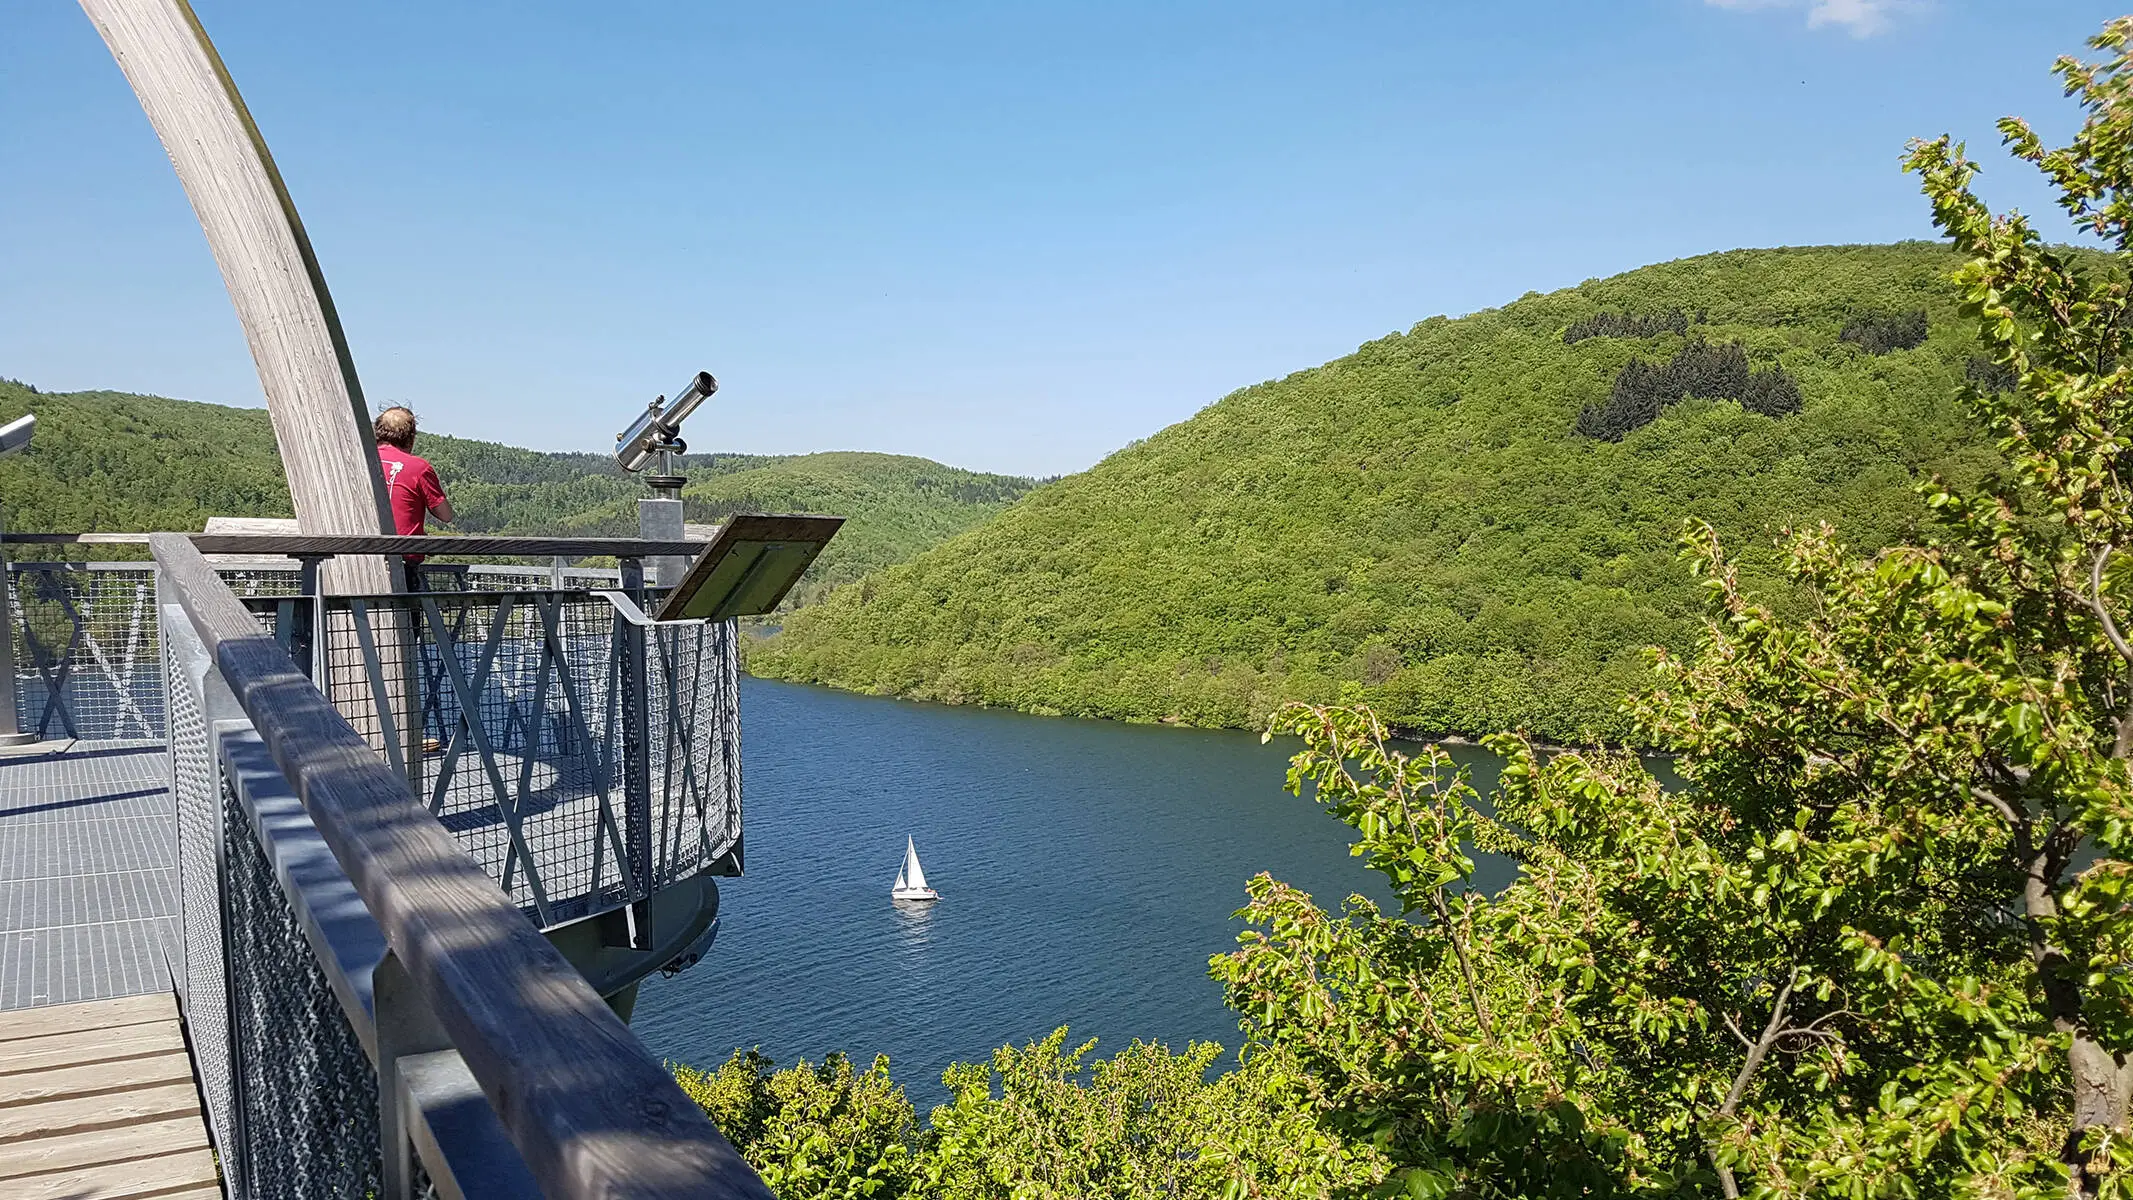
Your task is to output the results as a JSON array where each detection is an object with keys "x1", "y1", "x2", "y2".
[{"x1": 0, "y1": 742, "x2": 177, "y2": 1010}]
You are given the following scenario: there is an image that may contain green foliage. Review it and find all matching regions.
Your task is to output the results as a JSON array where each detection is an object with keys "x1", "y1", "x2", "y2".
[
  {"x1": 751, "y1": 243, "x2": 1996, "y2": 744},
  {"x1": 1215, "y1": 698, "x2": 2070, "y2": 1197},
  {"x1": 0, "y1": 379, "x2": 1031, "y2": 602},
  {"x1": 1837, "y1": 309, "x2": 1931, "y2": 356},
  {"x1": 0, "y1": 380, "x2": 292, "y2": 538},
  {"x1": 674, "y1": 1050, "x2": 918, "y2": 1198},
  {"x1": 1575, "y1": 339, "x2": 1803, "y2": 441},
  {"x1": 528, "y1": 451, "x2": 1039, "y2": 610},
  {"x1": 1564, "y1": 310, "x2": 1692, "y2": 345},
  {"x1": 1966, "y1": 354, "x2": 2018, "y2": 393},
  {"x1": 672, "y1": 1035, "x2": 1385, "y2": 1200}
]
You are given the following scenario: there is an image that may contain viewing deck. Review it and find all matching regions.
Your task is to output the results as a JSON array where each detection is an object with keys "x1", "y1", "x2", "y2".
[{"x1": 0, "y1": 536, "x2": 774, "y2": 1198}]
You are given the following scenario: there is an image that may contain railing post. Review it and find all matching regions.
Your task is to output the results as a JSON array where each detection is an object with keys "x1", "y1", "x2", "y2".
[
  {"x1": 617, "y1": 595, "x2": 653, "y2": 950},
  {"x1": 375, "y1": 952, "x2": 452, "y2": 1200},
  {"x1": 290, "y1": 553, "x2": 326, "y2": 681},
  {"x1": 0, "y1": 560, "x2": 34, "y2": 746}
]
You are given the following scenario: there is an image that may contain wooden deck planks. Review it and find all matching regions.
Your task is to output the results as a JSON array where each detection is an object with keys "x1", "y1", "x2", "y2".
[
  {"x1": 8, "y1": 1146, "x2": 216, "y2": 1199},
  {"x1": 0, "y1": 993, "x2": 175, "y2": 1041},
  {"x1": 0, "y1": 994, "x2": 218, "y2": 1198},
  {"x1": 0, "y1": 1117, "x2": 204, "y2": 1180},
  {"x1": 0, "y1": 1025, "x2": 187, "y2": 1077}
]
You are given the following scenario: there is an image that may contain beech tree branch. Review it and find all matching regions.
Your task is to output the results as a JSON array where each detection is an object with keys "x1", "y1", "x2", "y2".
[{"x1": 1712, "y1": 969, "x2": 1801, "y2": 1200}]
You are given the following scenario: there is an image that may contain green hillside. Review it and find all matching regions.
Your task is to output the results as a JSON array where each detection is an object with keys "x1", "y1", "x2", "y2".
[
  {"x1": 0, "y1": 378, "x2": 1035, "y2": 603},
  {"x1": 530, "y1": 452, "x2": 1039, "y2": 607},
  {"x1": 748, "y1": 243, "x2": 2000, "y2": 743}
]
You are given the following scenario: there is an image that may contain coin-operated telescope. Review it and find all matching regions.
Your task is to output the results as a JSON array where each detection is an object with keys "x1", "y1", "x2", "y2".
[
  {"x1": 0, "y1": 414, "x2": 34, "y2": 460},
  {"x1": 616, "y1": 372, "x2": 716, "y2": 587},
  {"x1": 615, "y1": 371, "x2": 717, "y2": 494}
]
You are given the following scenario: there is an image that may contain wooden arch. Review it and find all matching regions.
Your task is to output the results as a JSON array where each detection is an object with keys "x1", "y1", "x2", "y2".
[{"x1": 78, "y1": 0, "x2": 396, "y2": 593}]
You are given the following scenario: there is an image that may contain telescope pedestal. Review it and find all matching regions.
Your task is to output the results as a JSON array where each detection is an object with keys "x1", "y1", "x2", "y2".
[{"x1": 638, "y1": 489, "x2": 689, "y2": 590}]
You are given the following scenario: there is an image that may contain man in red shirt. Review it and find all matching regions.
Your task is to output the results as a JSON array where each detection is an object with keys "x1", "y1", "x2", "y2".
[{"x1": 373, "y1": 406, "x2": 453, "y2": 589}]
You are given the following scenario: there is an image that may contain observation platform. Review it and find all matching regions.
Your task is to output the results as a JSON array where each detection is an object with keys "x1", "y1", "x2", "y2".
[{"x1": 0, "y1": 532, "x2": 784, "y2": 1199}]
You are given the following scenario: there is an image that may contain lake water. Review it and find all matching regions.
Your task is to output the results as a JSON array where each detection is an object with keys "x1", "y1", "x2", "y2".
[{"x1": 631, "y1": 677, "x2": 1509, "y2": 1109}]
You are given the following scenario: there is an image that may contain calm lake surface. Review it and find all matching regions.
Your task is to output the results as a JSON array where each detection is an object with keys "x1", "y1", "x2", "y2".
[{"x1": 632, "y1": 678, "x2": 1508, "y2": 1109}]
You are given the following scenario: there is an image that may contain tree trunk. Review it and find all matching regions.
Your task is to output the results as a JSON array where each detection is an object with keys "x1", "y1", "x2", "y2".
[
  {"x1": 2030, "y1": 844, "x2": 2130, "y2": 1196},
  {"x1": 2067, "y1": 1038, "x2": 2133, "y2": 1198}
]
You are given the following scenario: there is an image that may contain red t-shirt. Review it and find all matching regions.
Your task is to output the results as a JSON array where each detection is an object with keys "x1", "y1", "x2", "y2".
[{"x1": 376, "y1": 443, "x2": 446, "y2": 561}]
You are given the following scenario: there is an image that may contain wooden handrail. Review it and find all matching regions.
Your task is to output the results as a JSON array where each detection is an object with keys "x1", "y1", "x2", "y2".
[
  {"x1": 3, "y1": 532, "x2": 707, "y2": 557},
  {"x1": 149, "y1": 534, "x2": 770, "y2": 1198}
]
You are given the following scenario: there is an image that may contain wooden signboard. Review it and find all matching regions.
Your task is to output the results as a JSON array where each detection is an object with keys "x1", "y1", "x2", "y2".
[{"x1": 654, "y1": 515, "x2": 844, "y2": 623}]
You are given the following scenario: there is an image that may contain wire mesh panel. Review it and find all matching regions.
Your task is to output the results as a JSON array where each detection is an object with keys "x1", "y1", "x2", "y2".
[
  {"x1": 437, "y1": 564, "x2": 621, "y2": 593},
  {"x1": 315, "y1": 589, "x2": 739, "y2": 929},
  {"x1": 215, "y1": 566, "x2": 303, "y2": 597},
  {"x1": 646, "y1": 619, "x2": 741, "y2": 891},
  {"x1": 11, "y1": 563, "x2": 163, "y2": 740},
  {"x1": 222, "y1": 775, "x2": 385, "y2": 1199},
  {"x1": 161, "y1": 600, "x2": 235, "y2": 1166}
]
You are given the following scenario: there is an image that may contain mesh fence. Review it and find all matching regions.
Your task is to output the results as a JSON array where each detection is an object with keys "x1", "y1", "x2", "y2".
[
  {"x1": 430, "y1": 564, "x2": 622, "y2": 593},
  {"x1": 312, "y1": 590, "x2": 738, "y2": 929},
  {"x1": 163, "y1": 603, "x2": 233, "y2": 1159},
  {"x1": 11, "y1": 564, "x2": 163, "y2": 740},
  {"x1": 4, "y1": 563, "x2": 305, "y2": 741},
  {"x1": 646, "y1": 619, "x2": 742, "y2": 892},
  {"x1": 222, "y1": 775, "x2": 387, "y2": 1199},
  {"x1": 216, "y1": 567, "x2": 303, "y2": 598}
]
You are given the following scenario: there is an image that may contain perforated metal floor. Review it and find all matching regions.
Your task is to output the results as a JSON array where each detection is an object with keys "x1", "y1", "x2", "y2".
[{"x1": 0, "y1": 741, "x2": 176, "y2": 1009}]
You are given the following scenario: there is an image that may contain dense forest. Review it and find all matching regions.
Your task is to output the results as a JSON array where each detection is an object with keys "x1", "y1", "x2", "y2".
[
  {"x1": 0, "y1": 377, "x2": 1035, "y2": 605},
  {"x1": 749, "y1": 242, "x2": 2004, "y2": 744}
]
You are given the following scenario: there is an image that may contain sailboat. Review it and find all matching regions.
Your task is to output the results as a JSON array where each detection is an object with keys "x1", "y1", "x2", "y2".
[{"x1": 891, "y1": 836, "x2": 939, "y2": 903}]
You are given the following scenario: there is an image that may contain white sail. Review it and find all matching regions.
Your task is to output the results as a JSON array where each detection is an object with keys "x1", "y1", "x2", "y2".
[
  {"x1": 902, "y1": 837, "x2": 929, "y2": 891},
  {"x1": 893, "y1": 861, "x2": 908, "y2": 891}
]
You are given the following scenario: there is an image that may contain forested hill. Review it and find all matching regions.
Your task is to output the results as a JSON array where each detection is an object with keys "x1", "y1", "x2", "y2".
[
  {"x1": 749, "y1": 243, "x2": 2001, "y2": 744},
  {"x1": 0, "y1": 377, "x2": 1036, "y2": 603}
]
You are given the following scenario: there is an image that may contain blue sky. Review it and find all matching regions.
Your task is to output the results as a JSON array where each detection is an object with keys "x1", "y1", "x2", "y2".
[{"x1": 1, "y1": 1, "x2": 2123, "y2": 477}]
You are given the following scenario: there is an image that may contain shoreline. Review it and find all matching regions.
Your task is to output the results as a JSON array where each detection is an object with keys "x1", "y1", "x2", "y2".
[{"x1": 740, "y1": 666, "x2": 1663, "y2": 758}]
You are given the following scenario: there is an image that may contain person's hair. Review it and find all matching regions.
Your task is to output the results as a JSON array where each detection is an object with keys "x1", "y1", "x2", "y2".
[{"x1": 374, "y1": 406, "x2": 417, "y2": 449}]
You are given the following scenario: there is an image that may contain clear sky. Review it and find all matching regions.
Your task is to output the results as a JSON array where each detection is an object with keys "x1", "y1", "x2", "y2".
[{"x1": 2, "y1": 1, "x2": 2124, "y2": 477}]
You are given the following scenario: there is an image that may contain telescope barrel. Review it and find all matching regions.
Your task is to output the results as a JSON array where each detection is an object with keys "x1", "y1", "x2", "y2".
[{"x1": 664, "y1": 371, "x2": 718, "y2": 427}]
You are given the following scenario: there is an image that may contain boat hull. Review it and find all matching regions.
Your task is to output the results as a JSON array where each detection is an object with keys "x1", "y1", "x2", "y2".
[{"x1": 891, "y1": 887, "x2": 939, "y2": 903}]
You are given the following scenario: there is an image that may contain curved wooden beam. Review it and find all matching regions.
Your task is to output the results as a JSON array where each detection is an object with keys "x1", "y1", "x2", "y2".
[{"x1": 78, "y1": 0, "x2": 395, "y2": 594}]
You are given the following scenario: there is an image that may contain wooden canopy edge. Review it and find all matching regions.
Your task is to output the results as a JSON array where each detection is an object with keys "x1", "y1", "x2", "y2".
[
  {"x1": 147, "y1": 533, "x2": 771, "y2": 1198},
  {"x1": 80, "y1": 0, "x2": 397, "y2": 599}
]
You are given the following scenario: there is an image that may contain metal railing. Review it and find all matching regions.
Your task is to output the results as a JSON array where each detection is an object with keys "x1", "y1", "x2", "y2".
[
  {"x1": 8, "y1": 562, "x2": 164, "y2": 741},
  {"x1": 8, "y1": 543, "x2": 732, "y2": 978},
  {"x1": 5, "y1": 562, "x2": 628, "y2": 741},
  {"x1": 299, "y1": 587, "x2": 741, "y2": 932},
  {"x1": 156, "y1": 533, "x2": 769, "y2": 1198}
]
